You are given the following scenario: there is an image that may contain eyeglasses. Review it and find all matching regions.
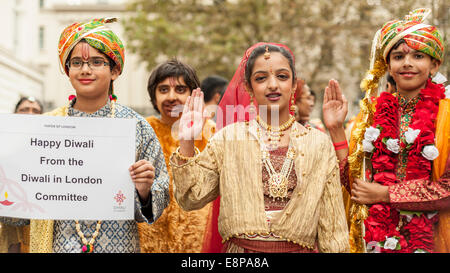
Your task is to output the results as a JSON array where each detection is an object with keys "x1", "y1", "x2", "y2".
[{"x1": 67, "y1": 57, "x2": 110, "y2": 70}]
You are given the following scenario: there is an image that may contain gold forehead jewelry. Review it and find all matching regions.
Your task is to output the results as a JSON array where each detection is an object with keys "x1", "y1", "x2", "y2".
[
  {"x1": 264, "y1": 46, "x2": 270, "y2": 60},
  {"x1": 263, "y1": 46, "x2": 274, "y2": 74}
]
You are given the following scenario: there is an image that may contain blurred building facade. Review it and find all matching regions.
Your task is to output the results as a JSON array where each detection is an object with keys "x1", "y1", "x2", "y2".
[
  {"x1": 0, "y1": 0, "x2": 44, "y2": 113},
  {"x1": 1, "y1": 0, "x2": 447, "y2": 119},
  {"x1": 0, "y1": 0, "x2": 154, "y2": 116}
]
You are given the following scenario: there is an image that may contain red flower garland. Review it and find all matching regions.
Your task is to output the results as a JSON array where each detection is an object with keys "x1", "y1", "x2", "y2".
[{"x1": 364, "y1": 79, "x2": 445, "y2": 253}]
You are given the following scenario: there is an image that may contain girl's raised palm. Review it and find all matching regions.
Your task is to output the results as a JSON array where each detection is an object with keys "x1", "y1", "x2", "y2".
[
  {"x1": 178, "y1": 88, "x2": 207, "y2": 141},
  {"x1": 322, "y1": 79, "x2": 348, "y2": 130}
]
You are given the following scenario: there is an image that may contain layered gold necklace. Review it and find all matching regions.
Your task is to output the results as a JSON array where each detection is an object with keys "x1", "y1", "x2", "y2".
[{"x1": 256, "y1": 115, "x2": 297, "y2": 201}]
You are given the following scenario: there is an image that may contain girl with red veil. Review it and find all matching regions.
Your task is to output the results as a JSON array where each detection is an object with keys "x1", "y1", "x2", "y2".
[
  {"x1": 202, "y1": 43, "x2": 266, "y2": 253},
  {"x1": 170, "y1": 42, "x2": 349, "y2": 253}
]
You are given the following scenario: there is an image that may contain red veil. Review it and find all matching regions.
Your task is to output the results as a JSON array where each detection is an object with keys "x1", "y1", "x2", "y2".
[{"x1": 201, "y1": 42, "x2": 296, "y2": 252}]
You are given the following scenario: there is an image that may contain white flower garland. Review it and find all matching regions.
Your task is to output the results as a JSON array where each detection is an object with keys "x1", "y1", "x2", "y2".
[{"x1": 362, "y1": 126, "x2": 439, "y2": 161}]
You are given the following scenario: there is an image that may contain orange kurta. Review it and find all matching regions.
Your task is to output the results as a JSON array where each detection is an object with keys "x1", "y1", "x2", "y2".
[
  {"x1": 137, "y1": 116, "x2": 215, "y2": 253},
  {"x1": 433, "y1": 99, "x2": 450, "y2": 252}
]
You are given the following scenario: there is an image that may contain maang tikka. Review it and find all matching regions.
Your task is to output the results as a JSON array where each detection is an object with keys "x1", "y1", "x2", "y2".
[{"x1": 264, "y1": 46, "x2": 271, "y2": 60}]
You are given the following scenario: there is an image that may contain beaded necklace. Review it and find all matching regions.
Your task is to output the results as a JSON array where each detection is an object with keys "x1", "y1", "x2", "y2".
[
  {"x1": 66, "y1": 95, "x2": 116, "y2": 253},
  {"x1": 75, "y1": 220, "x2": 101, "y2": 253}
]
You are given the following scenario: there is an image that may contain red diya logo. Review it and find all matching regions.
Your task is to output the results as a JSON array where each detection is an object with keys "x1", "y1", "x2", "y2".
[
  {"x1": 0, "y1": 191, "x2": 14, "y2": 206},
  {"x1": 114, "y1": 190, "x2": 126, "y2": 206}
]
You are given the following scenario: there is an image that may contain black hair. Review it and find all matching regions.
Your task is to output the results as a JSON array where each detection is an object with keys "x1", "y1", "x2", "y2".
[
  {"x1": 309, "y1": 89, "x2": 316, "y2": 103},
  {"x1": 147, "y1": 58, "x2": 200, "y2": 114},
  {"x1": 244, "y1": 44, "x2": 296, "y2": 89},
  {"x1": 386, "y1": 39, "x2": 407, "y2": 64},
  {"x1": 386, "y1": 38, "x2": 439, "y2": 64},
  {"x1": 387, "y1": 74, "x2": 396, "y2": 86},
  {"x1": 201, "y1": 75, "x2": 228, "y2": 103},
  {"x1": 14, "y1": 97, "x2": 43, "y2": 113}
]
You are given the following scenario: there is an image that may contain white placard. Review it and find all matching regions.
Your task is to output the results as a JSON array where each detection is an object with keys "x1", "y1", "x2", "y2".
[{"x1": 0, "y1": 114, "x2": 136, "y2": 220}]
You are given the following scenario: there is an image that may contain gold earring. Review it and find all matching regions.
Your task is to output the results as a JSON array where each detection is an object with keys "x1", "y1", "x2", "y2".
[{"x1": 290, "y1": 92, "x2": 296, "y2": 113}]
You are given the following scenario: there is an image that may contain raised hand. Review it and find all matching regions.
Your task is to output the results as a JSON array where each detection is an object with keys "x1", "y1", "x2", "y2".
[
  {"x1": 178, "y1": 88, "x2": 207, "y2": 141},
  {"x1": 322, "y1": 79, "x2": 348, "y2": 130}
]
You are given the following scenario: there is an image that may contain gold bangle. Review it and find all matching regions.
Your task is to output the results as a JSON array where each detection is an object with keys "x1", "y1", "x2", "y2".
[{"x1": 175, "y1": 146, "x2": 199, "y2": 161}]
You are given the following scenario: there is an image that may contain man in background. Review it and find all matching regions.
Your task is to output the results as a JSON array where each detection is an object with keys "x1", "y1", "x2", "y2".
[
  {"x1": 201, "y1": 75, "x2": 228, "y2": 122},
  {"x1": 14, "y1": 96, "x2": 43, "y2": 114}
]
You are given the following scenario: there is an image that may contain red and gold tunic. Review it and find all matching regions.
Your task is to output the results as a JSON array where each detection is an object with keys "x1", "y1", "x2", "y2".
[
  {"x1": 396, "y1": 94, "x2": 420, "y2": 181},
  {"x1": 390, "y1": 94, "x2": 449, "y2": 211}
]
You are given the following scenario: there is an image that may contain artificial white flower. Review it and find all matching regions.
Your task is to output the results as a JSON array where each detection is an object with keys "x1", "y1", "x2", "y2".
[
  {"x1": 384, "y1": 237, "x2": 399, "y2": 250},
  {"x1": 363, "y1": 139, "x2": 375, "y2": 153},
  {"x1": 431, "y1": 72, "x2": 447, "y2": 84},
  {"x1": 405, "y1": 214, "x2": 413, "y2": 222},
  {"x1": 422, "y1": 145, "x2": 439, "y2": 161},
  {"x1": 445, "y1": 85, "x2": 450, "y2": 99},
  {"x1": 364, "y1": 127, "x2": 380, "y2": 142},
  {"x1": 386, "y1": 138, "x2": 400, "y2": 154},
  {"x1": 366, "y1": 241, "x2": 381, "y2": 253},
  {"x1": 426, "y1": 212, "x2": 438, "y2": 219},
  {"x1": 404, "y1": 128, "x2": 420, "y2": 144}
]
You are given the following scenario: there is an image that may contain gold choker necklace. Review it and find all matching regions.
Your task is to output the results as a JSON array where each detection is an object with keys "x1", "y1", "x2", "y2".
[{"x1": 256, "y1": 115, "x2": 295, "y2": 147}]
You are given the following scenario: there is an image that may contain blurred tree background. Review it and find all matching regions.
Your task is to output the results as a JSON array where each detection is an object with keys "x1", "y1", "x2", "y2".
[{"x1": 122, "y1": 0, "x2": 449, "y2": 118}]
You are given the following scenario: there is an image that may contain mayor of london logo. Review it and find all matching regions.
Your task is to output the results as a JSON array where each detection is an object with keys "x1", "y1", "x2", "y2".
[{"x1": 113, "y1": 190, "x2": 126, "y2": 206}]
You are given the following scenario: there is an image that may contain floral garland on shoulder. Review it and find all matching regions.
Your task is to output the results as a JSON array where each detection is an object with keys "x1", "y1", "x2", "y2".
[{"x1": 361, "y1": 78, "x2": 445, "y2": 253}]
